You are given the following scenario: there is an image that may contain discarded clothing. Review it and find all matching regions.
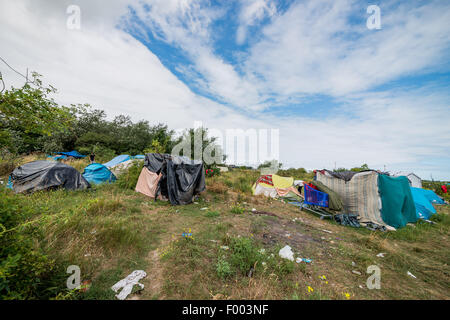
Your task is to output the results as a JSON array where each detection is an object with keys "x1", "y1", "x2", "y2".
[
  {"x1": 334, "y1": 214, "x2": 361, "y2": 228},
  {"x1": 111, "y1": 270, "x2": 147, "y2": 300}
]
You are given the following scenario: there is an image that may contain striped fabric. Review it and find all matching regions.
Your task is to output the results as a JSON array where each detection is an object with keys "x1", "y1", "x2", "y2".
[
  {"x1": 257, "y1": 175, "x2": 274, "y2": 186},
  {"x1": 316, "y1": 171, "x2": 386, "y2": 227}
]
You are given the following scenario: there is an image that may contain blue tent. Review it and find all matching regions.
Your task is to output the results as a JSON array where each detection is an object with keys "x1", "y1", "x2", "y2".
[
  {"x1": 132, "y1": 155, "x2": 145, "y2": 160},
  {"x1": 57, "y1": 151, "x2": 86, "y2": 158},
  {"x1": 103, "y1": 155, "x2": 131, "y2": 168},
  {"x1": 421, "y1": 189, "x2": 445, "y2": 205},
  {"x1": 410, "y1": 187, "x2": 436, "y2": 220},
  {"x1": 82, "y1": 163, "x2": 116, "y2": 185}
]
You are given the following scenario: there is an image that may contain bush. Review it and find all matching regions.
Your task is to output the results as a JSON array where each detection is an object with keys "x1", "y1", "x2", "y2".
[
  {"x1": 229, "y1": 237, "x2": 261, "y2": 275},
  {"x1": 216, "y1": 257, "x2": 233, "y2": 279},
  {"x1": 116, "y1": 161, "x2": 143, "y2": 190},
  {"x1": 0, "y1": 189, "x2": 64, "y2": 299}
]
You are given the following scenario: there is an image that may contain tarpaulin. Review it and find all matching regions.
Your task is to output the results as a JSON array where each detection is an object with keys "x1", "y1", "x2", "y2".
[
  {"x1": 410, "y1": 187, "x2": 436, "y2": 220},
  {"x1": 378, "y1": 175, "x2": 417, "y2": 228},
  {"x1": 82, "y1": 163, "x2": 116, "y2": 185},
  {"x1": 142, "y1": 153, "x2": 205, "y2": 205},
  {"x1": 57, "y1": 151, "x2": 86, "y2": 158},
  {"x1": 10, "y1": 160, "x2": 90, "y2": 193},
  {"x1": 103, "y1": 155, "x2": 131, "y2": 169}
]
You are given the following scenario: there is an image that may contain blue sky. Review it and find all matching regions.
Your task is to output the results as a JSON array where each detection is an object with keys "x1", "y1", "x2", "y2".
[{"x1": 1, "y1": 0, "x2": 449, "y2": 179}]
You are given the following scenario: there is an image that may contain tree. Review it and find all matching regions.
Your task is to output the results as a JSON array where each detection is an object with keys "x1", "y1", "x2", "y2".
[{"x1": 0, "y1": 73, "x2": 73, "y2": 153}]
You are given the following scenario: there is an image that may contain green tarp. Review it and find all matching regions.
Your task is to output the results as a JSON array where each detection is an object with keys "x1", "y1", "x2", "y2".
[
  {"x1": 311, "y1": 180, "x2": 344, "y2": 211},
  {"x1": 378, "y1": 175, "x2": 417, "y2": 228}
]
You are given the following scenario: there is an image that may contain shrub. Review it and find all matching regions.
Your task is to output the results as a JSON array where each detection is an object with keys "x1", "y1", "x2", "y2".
[
  {"x1": 216, "y1": 257, "x2": 233, "y2": 279},
  {"x1": 230, "y1": 205, "x2": 245, "y2": 215},
  {"x1": 116, "y1": 161, "x2": 143, "y2": 190},
  {"x1": 0, "y1": 189, "x2": 64, "y2": 299},
  {"x1": 229, "y1": 237, "x2": 261, "y2": 275}
]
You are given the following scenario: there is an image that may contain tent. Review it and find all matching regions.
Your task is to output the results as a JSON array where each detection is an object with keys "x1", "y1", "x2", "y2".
[
  {"x1": 56, "y1": 151, "x2": 86, "y2": 159},
  {"x1": 10, "y1": 160, "x2": 90, "y2": 193},
  {"x1": 410, "y1": 187, "x2": 436, "y2": 220},
  {"x1": 421, "y1": 189, "x2": 445, "y2": 205},
  {"x1": 252, "y1": 174, "x2": 302, "y2": 199},
  {"x1": 392, "y1": 172, "x2": 422, "y2": 188},
  {"x1": 135, "y1": 153, "x2": 206, "y2": 205},
  {"x1": 82, "y1": 163, "x2": 116, "y2": 185},
  {"x1": 316, "y1": 170, "x2": 418, "y2": 229},
  {"x1": 103, "y1": 155, "x2": 131, "y2": 169}
]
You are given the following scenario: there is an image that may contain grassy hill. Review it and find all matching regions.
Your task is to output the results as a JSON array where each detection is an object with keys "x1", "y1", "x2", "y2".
[{"x1": 1, "y1": 154, "x2": 449, "y2": 300}]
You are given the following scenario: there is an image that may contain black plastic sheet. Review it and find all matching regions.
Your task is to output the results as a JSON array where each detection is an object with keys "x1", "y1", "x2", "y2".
[{"x1": 10, "y1": 160, "x2": 90, "y2": 194}]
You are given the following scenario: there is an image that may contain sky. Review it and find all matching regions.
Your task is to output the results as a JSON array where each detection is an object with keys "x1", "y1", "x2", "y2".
[{"x1": 1, "y1": 0, "x2": 449, "y2": 179}]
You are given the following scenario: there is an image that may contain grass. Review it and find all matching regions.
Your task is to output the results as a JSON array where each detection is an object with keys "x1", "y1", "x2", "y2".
[{"x1": 1, "y1": 154, "x2": 449, "y2": 300}]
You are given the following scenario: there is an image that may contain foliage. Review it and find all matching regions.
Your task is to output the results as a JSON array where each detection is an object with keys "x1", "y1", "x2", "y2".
[
  {"x1": 116, "y1": 160, "x2": 144, "y2": 190},
  {"x1": 205, "y1": 167, "x2": 220, "y2": 178},
  {"x1": 174, "y1": 127, "x2": 225, "y2": 167},
  {"x1": 0, "y1": 74, "x2": 73, "y2": 154},
  {"x1": 0, "y1": 189, "x2": 63, "y2": 299},
  {"x1": 216, "y1": 257, "x2": 233, "y2": 279},
  {"x1": 229, "y1": 237, "x2": 262, "y2": 275}
]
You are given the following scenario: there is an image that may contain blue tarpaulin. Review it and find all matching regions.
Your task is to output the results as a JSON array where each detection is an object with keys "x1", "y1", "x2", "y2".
[
  {"x1": 132, "y1": 155, "x2": 145, "y2": 160},
  {"x1": 103, "y1": 155, "x2": 131, "y2": 168},
  {"x1": 82, "y1": 163, "x2": 116, "y2": 185},
  {"x1": 410, "y1": 187, "x2": 436, "y2": 220},
  {"x1": 421, "y1": 189, "x2": 445, "y2": 205},
  {"x1": 57, "y1": 151, "x2": 86, "y2": 158}
]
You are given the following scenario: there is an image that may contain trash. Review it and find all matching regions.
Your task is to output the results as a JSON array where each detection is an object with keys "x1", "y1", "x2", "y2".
[
  {"x1": 84, "y1": 253, "x2": 91, "y2": 257},
  {"x1": 376, "y1": 253, "x2": 386, "y2": 258},
  {"x1": 259, "y1": 248, "x2": 266, "y2": 254},
  {"x1": 352, "y1": 270, "x2": 362, "y2": 275},
  {"x1": 279, "y1": 245, "x2": 294, "y2": 261},
  {"x1": 407, "y1": 271, "x2": 417, "y2": 279},
  {"x1": 359, "y1": 285, "x2": 364, "y2": 289},
  {"x1": 220, "y1": 246, "x2": 229, "y2": 250},
  {"x1": 322, "y1": 229, "x2": 333, "y2": 234},
  {"x1": 285, "y1": 233, "x2": 291, "y2": 238},
  {"x1": 252, "y1": 208, "x2": 256, "y2": 212},
  {"x1": 200, "y1": 207, "x2": 208, "y2": 211},
  {"x1": 111, "y1": 270, "x2": 147, "y2": 300},
  {"x1": 296, "y1": 257, "x2": 312, "y2": 264},
  {"x1": 351, "y1": 261, "x2": 356, "y2": 267}
]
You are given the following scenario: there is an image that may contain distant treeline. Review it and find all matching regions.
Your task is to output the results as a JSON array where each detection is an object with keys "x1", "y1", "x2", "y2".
[{"x1": 0, "y1": 73, "x2": 221, "y2": 163}]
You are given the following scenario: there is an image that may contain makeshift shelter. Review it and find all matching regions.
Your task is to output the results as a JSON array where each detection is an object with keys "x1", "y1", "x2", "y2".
[
  {"x1": 377, "y1": 175, "x2": 417, "y2": 228},
  {"x1": 103, "y1": 155, "x2": 131, "y2": 169},
  {"x1": 82, "y1": 163, "x2": 116, "y2": 185},
  {"x1": 135, "y1": 153, "x2": 206, "y2": 205},
  {"x1": 316, "y1": 170, "x2": 386, "y2": 227},
  {"x1": 110, "y1": 159, "x2": 141, "y2": 176},
  {"x1": 393, "y1": 172, "x2": 422, "y2": 188},
  {"x1": 10, "y1": 160, "x2": 90, "y2": 193},
  {"x1": 132, "y1": 155, "x2": 145, "y2": 160},
  {"x1": 410, "y1": 187, "x2": 436, "y2": 220},
  {"x1": 421, "y1": 189, "x2": 445, "y2": 205},
  {"x1": 252, "y1": 174, "x2": 302, "y2": 199},
  {"x1": 56, "y1": 151, "x2": 86, "y2": 159},
  {"x1": 316, "y1": 170, "x2": 418, "y2": 229}
]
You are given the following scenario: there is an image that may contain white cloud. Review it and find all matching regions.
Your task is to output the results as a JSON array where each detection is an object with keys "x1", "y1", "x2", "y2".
[
  {"x1": 1, "y1": 0, "x2": 449, "y2": 179},
  {"x1": 236, "y1": 0, "x2": 276, "y2": 45}
]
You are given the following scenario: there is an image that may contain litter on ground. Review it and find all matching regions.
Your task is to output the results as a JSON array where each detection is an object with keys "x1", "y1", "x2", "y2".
[
  {"x1": 111, "y1": 270, "x2": 147, "y2": 300},
  {"x1": 279, "y1": 245, "x2": 294, "y2": 261}
]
